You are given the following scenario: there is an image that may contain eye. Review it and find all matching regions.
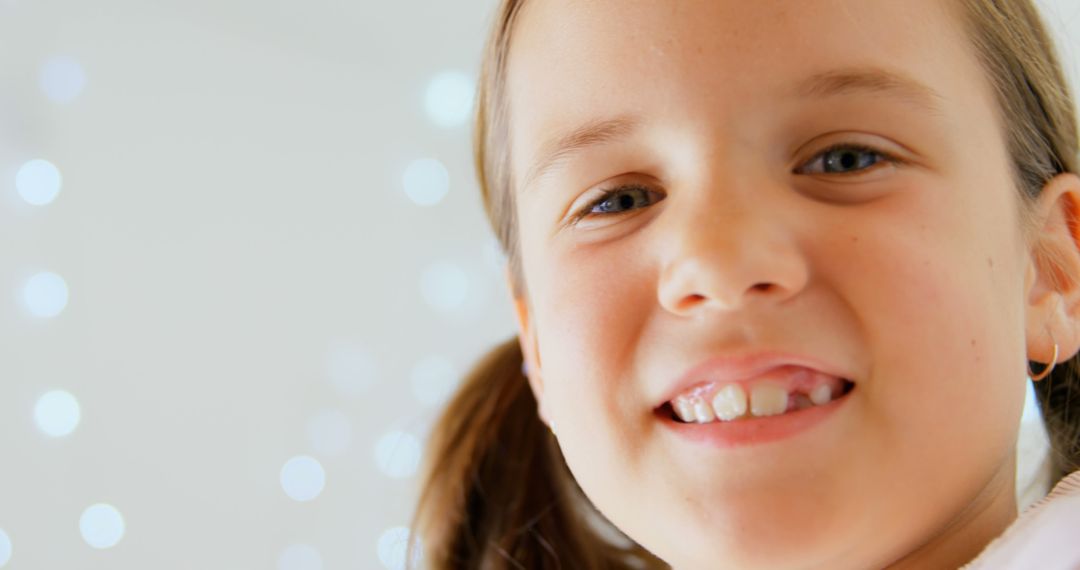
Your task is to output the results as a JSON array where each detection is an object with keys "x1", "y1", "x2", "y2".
[
  {"x1": 796, "y1": 142, "x2": 900, "y2": 176},
  {"x1": 572, "y1": 184, "x2": 665, "y2": 225}
]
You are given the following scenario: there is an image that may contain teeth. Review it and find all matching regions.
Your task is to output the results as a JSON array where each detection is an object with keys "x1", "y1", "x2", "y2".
[
  {"x1": 672, "y1": 398, "x2": 696, "y2": 423},
  {"x1": 711, "y1": 384, "x2": 748, "y2": 421},
  {"x1": 692, "y1": 398, "x2": 716, "y2": 423},
  {"x1": 669, "y1": 379, "x2": 848, "y2": 424},
  {"x1": 750, "y1": 384, "x2": 788, "y2": 417},
  {"x1": 809, "y1": 384, "x2": 833, "y2": 406}
]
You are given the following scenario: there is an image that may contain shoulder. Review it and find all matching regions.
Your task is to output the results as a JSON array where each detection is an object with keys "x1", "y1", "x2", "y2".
[{"x1": 962, "y1": 470, "x2": 1080, "y2": 569}]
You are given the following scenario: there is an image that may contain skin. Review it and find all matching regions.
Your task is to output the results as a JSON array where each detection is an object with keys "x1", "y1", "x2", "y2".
[{"x1": 502, "y1": 1, "x2": 1080, "y2": 569}]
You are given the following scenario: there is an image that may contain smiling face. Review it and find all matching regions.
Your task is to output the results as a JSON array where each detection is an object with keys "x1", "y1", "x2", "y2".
[{"x1": 504, "y1": 0, "x2": 1052, "y2": 568}]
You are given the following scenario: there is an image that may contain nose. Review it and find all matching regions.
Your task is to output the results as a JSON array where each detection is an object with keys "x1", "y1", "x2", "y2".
[{"x1": 656, "y1": 187, "x2": 809, "y2": 317}]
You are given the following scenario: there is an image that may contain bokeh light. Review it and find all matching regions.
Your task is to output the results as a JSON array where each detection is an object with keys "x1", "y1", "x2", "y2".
[
  {"x1": 22, "y1": 271, "x2": 69, "y2": 318},
  {"x1": 280, "y1": 455, "x2": 325, "y2": 502},
  {"x1": 15, "y1": 159, "x2": 62, "y2": 206},
  {"x1": 39, "y1": 55, "x2": 86, "y2": 103},
  {"x1": 424, "y1": 70, "x2": 474, "y2": 128},
  {"x1": 79, "y1": 504, "x2": 125, "y2": 549},
  {"x1": 34, "y1": 389, "x2": 81, "y2": 437},
  {"x1": 278, "y1": 544, "x2": 323, "y2": 570},
  {"x1": 0, "y1": 528, "x2": 10, "y2": 567},
  {"x1": 419, "y1": 261, "x2": 469, "y2": 313},
  {"x1": 401, "y1": 158, "x2": 449, "y2": 206},
  {"x1": 409, "y1": 355, "x2": 457, "y2": 407},
  {"x1": 373, "y1": 431, "x2": 421, "y2": 479},
  {"x1": 377, "y1": 526, "x2": 421, "y2": 570}
]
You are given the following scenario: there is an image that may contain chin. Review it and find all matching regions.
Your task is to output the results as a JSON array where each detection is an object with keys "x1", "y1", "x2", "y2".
[{"x1": 611, "y1": 486, "x2": 854, "y2": 570}]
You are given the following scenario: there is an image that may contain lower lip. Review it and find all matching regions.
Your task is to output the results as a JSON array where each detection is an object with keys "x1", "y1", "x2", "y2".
[{"x1": 655, "y1": 385, "x2": 853, "y2": 449}]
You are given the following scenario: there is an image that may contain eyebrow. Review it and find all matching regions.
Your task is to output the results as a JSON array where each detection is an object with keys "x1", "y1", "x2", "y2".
[
  {"x1": 790, "y1": 66, "x2": 945, "y2": 116},
  {"x1": 521, "y1": 115, "x2": 642, "y2": 193},
  {"x1": 520, "y1": 67, "x2": 945, "y2": 193}
]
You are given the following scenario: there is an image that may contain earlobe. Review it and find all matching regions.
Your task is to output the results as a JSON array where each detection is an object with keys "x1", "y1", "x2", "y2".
[
  {"x1": 1024, "y1": 173, "x2": 1080, "y2": 369},
  {"x1": 505, "y1": 266, "x2": 551, "y2": 425}
]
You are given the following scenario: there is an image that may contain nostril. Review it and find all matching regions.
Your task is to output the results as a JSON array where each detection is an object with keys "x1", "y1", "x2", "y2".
[{"x1": 676, "y1": 294, "x2": 707, "y2": 313}]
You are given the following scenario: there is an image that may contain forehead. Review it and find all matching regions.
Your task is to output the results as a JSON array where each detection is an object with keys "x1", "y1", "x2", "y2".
[{"x1": 504, "y1": 0, "x2": 986, "y2": 188}]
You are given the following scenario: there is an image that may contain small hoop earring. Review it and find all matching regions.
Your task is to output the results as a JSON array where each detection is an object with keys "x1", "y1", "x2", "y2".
[{"x1": 1028, "y1": 342, "x2": 1059, "y2": 381}]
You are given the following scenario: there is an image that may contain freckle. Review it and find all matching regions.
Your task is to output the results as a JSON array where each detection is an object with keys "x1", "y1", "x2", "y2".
[{"x1": 988, "y1": 257, "x2": 994, "y2": 268}]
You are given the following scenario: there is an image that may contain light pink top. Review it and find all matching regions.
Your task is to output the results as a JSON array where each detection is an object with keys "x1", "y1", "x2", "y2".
[{"x1": 960, "y1": 469, "x2": 1080, "y2": 569}]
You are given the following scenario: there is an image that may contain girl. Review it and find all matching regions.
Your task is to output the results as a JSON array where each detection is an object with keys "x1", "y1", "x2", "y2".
[{"x1": 410, "y1": 0, "x2": 1080, "y2": 568}]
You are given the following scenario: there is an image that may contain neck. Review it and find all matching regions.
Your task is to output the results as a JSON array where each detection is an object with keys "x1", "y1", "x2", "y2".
[{"x1": 885, "y1": 459, "x2": 1018, "y2": 570}]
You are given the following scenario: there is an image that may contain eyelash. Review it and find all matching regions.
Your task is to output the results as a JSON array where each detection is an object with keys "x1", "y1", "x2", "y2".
[{"x1": 571, "y1": 142, "x2": 902, "y2": 224}]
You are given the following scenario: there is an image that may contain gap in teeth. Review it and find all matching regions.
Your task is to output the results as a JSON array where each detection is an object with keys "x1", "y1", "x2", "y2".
[{"x1": 671, "y1": 375, "x2": 847, "y2": 424}]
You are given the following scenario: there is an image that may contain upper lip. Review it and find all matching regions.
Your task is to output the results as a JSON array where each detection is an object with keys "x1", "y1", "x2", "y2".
[{"x1": 655, "y1": 349, "x2": 852, "y2": 408}]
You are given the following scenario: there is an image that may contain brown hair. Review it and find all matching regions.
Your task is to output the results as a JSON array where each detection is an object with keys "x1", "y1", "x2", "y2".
[{"x1": 408, "y1": 1, "x2": 1080, "y2": 567}]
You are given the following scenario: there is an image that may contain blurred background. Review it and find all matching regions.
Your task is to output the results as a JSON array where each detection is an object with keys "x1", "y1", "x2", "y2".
[{"x1": 0, "y1": 1, "x2": 1077, "y2": 568}]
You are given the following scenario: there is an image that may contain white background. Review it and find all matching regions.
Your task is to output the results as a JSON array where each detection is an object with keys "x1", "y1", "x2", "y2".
[{"x1": 1, "y1": 1, "x2": 1077, "y2": 568}]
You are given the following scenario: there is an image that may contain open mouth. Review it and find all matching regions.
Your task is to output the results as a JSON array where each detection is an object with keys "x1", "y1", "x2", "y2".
[{"x1": 657, "y1": 378, "x2": 856, "y2": 424}]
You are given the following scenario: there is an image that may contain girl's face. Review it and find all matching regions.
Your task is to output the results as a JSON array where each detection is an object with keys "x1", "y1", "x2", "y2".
[{"x1": 505, "y1": 0, "x2": 1076, "y2": 568}]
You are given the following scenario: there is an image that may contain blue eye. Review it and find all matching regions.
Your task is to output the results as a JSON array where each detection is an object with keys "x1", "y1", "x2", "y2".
[
  {"x1": 575, "y1": 184, "x2": 663, "y2": 223},
  {"x1": 799, "y1": 143, "x2": 896, "y2": 175}
]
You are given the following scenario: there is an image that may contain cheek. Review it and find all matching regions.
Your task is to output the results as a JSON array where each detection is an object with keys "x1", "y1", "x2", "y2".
[
  {"x1": 532, "y1": 240, "x2": 656, "y2": 385},
  {"x1": 527, "y1": 242, "x2": 657, "y2": 471},
  {"x1": 832, "y1": 181, "x2": 1027, "y2": 496}
]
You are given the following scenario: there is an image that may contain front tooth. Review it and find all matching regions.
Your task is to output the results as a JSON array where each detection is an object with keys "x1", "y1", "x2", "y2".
[
  {"x1": 692, "y1": 398, "x2": 716, "y2": 423},
  {"x1": 750, "y1": 384, "x2": 788, "y2": 417},
  {"x1": 711, "y1": 384, "x2": 748, "y2": 421},
  {"x1": 809, "y1": 384, "x2": 833, "y2": 406},
  {"x1": 673, "y1": 397, "x2": 696, "y2": 423}
]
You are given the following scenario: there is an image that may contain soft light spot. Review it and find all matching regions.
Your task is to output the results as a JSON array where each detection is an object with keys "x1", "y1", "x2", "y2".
[
  {"x1": 278, "y1": 544, "x2": 323, "y2": 570},
  {"x1": 1022, "y1": 379, "x2": 1043, "y2": 423},
  {"x1": 326, "y1": 340, "x2": 377, "y2": 396},
  {"x1": 374, "y1": 431, "x2": 421, "y2": 479},
  {"x1": 307, "y1": 410, "x2": 352, "y2": 456},
  {"x1": 280, "y1": 455, "x2": 325, "y2": 502},
  {"x1": 0, "y1": 528, "x2": 10, "y2": 567},
  {"x1": 424, "y1": 70, "x2": 474, "y2": 128},
  {"x1": 79, "y1": 504, "x2": 125, "y2": 549},
  {"x1": 34, "y1": 389, "x2": 81, "y2": 437},
  {"x1": 377, "y1": 526, "x2": 421, "y2": 570},
  {"x1": 419, "y1": 261, "x2": 468, "y2": 313},
  {"x1": 39, "y1": 56, "x2": 86, "y2": 103},
  {"x1": 22, "y1": 271, "x2": 69, "y2": 318},
  {"x1": 15, "y1": 159, "x2": 62, "y2": 206},
  {"x1": 402, "y1": 158, "x2": 449, "y2": 206},
  {"x1": 409, "y1": 355, "x2": 458, "y2": 407}
]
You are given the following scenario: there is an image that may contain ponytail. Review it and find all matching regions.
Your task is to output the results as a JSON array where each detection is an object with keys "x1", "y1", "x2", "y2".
[{"x1": 407, "y1": 337, "x2": 668, "y2": 569}]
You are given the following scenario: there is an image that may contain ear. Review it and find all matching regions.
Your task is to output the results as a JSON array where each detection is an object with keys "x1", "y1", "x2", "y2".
[
  {"x1": 1024, "y1": 172, "x2": 1080, "y2": 375},
  {"x1": 505, "y1": 266, "x2": 551, "y2": 426}
]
